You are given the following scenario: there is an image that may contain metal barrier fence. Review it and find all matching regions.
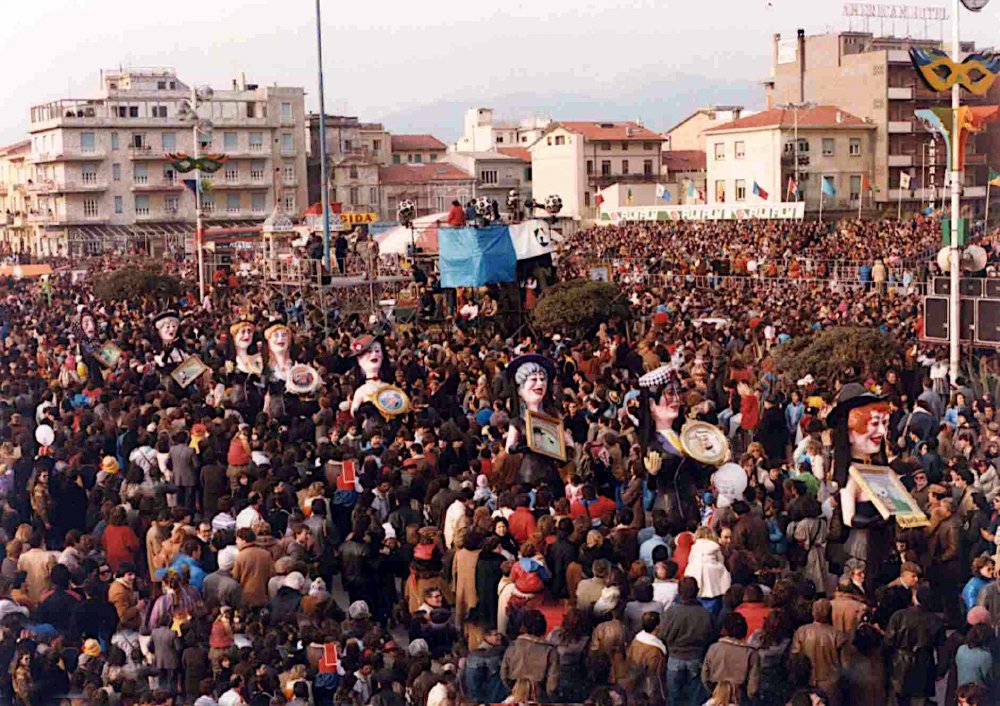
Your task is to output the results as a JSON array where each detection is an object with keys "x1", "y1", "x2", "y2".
[{"x1": 617, "y1": 271, "x2": 927, "y2": 295}]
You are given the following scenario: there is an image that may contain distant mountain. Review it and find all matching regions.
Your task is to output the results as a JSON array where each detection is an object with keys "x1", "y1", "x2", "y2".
[{"x1": 372, "y1": 76, "x2": 762, "y2": 142}]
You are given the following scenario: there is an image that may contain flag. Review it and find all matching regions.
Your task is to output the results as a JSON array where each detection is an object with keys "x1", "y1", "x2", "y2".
[
  {"x1": 752, "y1": 182, "x2": 769, "y2": 201},
  {"x1": 626, "y1": 188, "x2": 633, "y2": 205},
  {"x1": 183, "y1": 179, "x2": 197, "y2": 194},
  {"x1": 697, "y1": 188, "x2": 705, "y2": 202},
  {"x1": 687, "y1": 181, "x2": 696, "y2": 198},
  {"x1": 595, "y1": 194, "x2": 604, "y2": 207},
  {"x1": 989, "y1": 168, "x2": 1000, "y2": 187},
  {"x1": 922, "y1": 205, "x2": 936, "y2": 216},
  {"x1": 655, "y1": 184, "x2": 671, "y2": 201},
  {"x1": 900, "y1": 172, "x2": 912, "y2": 189},
  {"x1": 861, "y1": 174, "x2": 871, "y2": 193},
  {"x1": 821, "y1": 177, "x2": 836, "y2": 197},
  {"x1": 335, "y1": 460, "x2": 357, "y2": 491},
  {"x1": 787, "y1": 177, "x2": 799, "y2": 200}
]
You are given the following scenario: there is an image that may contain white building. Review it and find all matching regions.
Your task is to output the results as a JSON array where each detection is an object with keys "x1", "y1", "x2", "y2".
[
  {"x1": 528, "y1": 121, "x2": 664, "y2": 220},
  {"x1": 704, "y1": 105, "x2": 875, "y2": 209},
  {"x1": 453, "y1": 108, "x2": 551, "y2": 152},
  {"x1": 442, "y1": 150, "x2": 531, "y2": 211},
  {"x1": 25, "y1": 67, "x2": 307, "y2": 255}
]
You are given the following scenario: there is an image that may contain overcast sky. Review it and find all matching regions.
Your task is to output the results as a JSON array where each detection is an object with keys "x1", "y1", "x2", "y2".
[{"x1": 2, "y1": 0, "x2": 998, "y2": 145}]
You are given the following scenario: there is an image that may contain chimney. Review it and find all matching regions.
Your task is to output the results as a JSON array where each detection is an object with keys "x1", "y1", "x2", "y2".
[
  {"x1": 836, "y1": 111, "x2": 843, "y2": 124},
  {"x1": 797, "y1": 29, "x2": 806, "y2": 103}
]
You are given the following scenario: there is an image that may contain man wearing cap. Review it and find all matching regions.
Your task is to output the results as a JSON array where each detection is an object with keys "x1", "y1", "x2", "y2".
[{"x1": 204, "y1": 547, "x2": 242, "y2": 608}]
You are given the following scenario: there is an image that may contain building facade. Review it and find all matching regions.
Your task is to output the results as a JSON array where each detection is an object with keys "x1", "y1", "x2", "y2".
[
  {"x1": 529, "y1": 121, "x2": 664, "y2": 220},
  {"x1": 390, "y1": 135, "x2": 447, "y2": 165},
  {"x1": 376, "y1": 163, "x2": 475, "y2": 221},
  {"x1": 661, "y1": 150, "x2": 708, "y2": 205},
  {"x1": 453, "y1": 108, "x2": 551, "y2": 152},
  {"x1": 704, "y1": 105, "x2": 875, "y2": 210},
  {"x1": 25, "y1": 67, "x2": 307, "y2": 255},
  {"x1": 442, "y1": 150, "x2": 531, "y2": 211},
  {"x1": 662, "y1": 107, "x2": 748, "y2": 152},
  {"x1": 306, "y1": 114, "x2": 391, "y2": 215},
  {"x1": 0, "y1": 141, "x2": 34, "y2": 255},
  {"x1": 765, "y1": 30, "x2": 999, "y2": 214}
]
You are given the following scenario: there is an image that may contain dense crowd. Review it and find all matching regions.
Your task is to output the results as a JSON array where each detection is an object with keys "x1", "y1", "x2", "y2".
[{"x1": 0, "y1": 216, "x2": 997, "y2": 706}]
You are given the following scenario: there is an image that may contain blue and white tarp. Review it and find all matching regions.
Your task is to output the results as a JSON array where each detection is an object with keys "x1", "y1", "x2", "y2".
[{"x1": 439, "y1": 225, "x2": 518, "y2": 288}]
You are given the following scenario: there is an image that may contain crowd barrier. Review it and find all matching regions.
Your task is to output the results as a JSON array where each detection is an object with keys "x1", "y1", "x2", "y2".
[{"x1": 615, "y1": 271, "x2": 926, "y2": 295}]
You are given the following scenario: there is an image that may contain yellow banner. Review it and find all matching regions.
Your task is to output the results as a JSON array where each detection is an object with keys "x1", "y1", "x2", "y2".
[{"x1": 340, "y1": 212, "x2": 378, "y2": 225}]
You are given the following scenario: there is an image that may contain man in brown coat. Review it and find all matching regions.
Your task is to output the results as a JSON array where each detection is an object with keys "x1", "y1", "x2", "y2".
[
  {"x1": 107, "y1": 563, "x2": 140, "y2": 623},
  {"x1": 791, "y1": 598, "x2": 846, "y2": 702},
  {"x1": 926, "y1": 497, "x2": 963, "y2": 626},
  {"x1": 701, "y1": 612, "x2": 760, "y2": 702},
  {"x1": 232, "y1": 528, "x2": 273, "y2": 608},
  {"x1": 625, "y1": 612, "x2": 667, "y2": 700},
  {"x1": 500, "y1": 609, "x2": 560, "y2": 700},
  {"x1": 830, "y1": 577, "x2": 867, "y2": 638}
]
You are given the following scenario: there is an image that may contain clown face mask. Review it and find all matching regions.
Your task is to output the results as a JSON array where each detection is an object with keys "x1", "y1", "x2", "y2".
[
  {"x1": 358, "y1": 342, "x2": 384, "y2": 380},
  {"x1": 848, "y1": 402, "x2": 890, "y2": 459}
]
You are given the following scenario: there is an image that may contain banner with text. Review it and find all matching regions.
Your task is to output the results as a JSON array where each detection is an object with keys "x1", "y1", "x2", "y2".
[{"x1": 603, "y1": 202, "x2": 806, "y2": 223}]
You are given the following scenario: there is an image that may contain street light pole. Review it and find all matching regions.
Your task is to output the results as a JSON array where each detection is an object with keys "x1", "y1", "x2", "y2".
[
  {"x1": 193, "y1": 84, "x2": 206, "y2": 305},
  {"x1": 948, "y1": 0, "x2": 962, "y2": 382},
  {"x1": 315, "y1": 0, "x2": 332, "y2": 272}
]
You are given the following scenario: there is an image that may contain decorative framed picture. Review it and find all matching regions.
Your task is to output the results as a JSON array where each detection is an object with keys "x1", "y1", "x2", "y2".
[
  {"x1": 95, "y1": 341, "x2": 122, "y2": 369},
  {"x1": 526, "y1": 409, "x2": 567, "y2": 462},
  {"x1": 588, "y1": 265, "x2": 611, "y2": 283},
  {"x1": 286, "y1": 364, "x2": 321, "y2": 395},
  {"x1": 171, "y1": 355, "x2": 209, "y2": 389},
  {"x1": 849, "y1": 464, "x2": 929, "y2": 528},
  {"x1": 372, "y1": 384, "x2": 411, "y2": 418}
]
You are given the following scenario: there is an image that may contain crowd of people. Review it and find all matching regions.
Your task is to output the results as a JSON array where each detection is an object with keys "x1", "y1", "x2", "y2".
[{"x1": 0, "y1": 215, "x2": 997, "y2": 706}]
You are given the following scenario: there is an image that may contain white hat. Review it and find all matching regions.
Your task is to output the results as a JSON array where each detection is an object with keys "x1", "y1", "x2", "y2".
[
  {"x1": 382, "y1": 522, "x2": 397, "y2": 540},
  {"x1": 283, "y1": 571, "x2": 307, "y2": 593},
  {"x1": 348, "y1": 600, "x2": 371, "y2": 620},
  {"x1": 217, "y1": 546, "x2": 238, "y2": 572},
  {"x1": 797, "y1": 374, "x2": 815, "y2": 387},
  {"x1": 638, "y1": 365, "x2": 678, "y2": 391}
]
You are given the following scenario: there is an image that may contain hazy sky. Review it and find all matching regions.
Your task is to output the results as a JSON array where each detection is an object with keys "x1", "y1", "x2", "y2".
[{"x1": 2, "y1": 0, "x2": 998, "y2": 145}]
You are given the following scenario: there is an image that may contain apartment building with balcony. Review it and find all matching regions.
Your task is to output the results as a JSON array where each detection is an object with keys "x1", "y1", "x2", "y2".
[
  {"x1": 0, "y1": 141, "x2": 34, "y2": 255},
  {"x1": 25, "y1": 67, "x2": 307, "y2": 255},
  {"x1": 306, "y1": 114, "x2": 392, "y2": 218},
  {"x1": 765, "y1": 30, "x2": 1000, "y2": 214},
  {"x1": 442, "y1": 150, "x2": 531, "y2": 213},
  {"x1": 528, "y1": 121, "x2": 664, "y2": 220},
  {"x1": 376, "y1": 163, "x2": 475, "y2": 221}
]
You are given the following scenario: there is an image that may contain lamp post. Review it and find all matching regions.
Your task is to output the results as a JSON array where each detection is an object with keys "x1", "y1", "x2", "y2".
[
  {"x1": 781, "y1": 102, "x2": 816, "y2": 203},
  {"x1": 315, "y1": 0, "x2": 332, "y2": 272},
  {"x1": 177, "y1": 86, "x2": 214, "y2": 304},
  {"x1": 948, "y1": 0, "x2": 962, "y2": 383}
]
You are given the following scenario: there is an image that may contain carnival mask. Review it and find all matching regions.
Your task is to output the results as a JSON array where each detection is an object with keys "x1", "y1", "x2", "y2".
[
  {"x1": 233, "y1": 324, "x2": 254, "y2": 350},
  {"x1": 267, "y1": 327, "x2": 291, "y2": 354},
  {"x1": 358, "y1": 342, "x2": 383, "y2": 379},
  {"x1": 848, "y1": 402, "x2": 890, "y2": 458},
  {"x1": 519, "y1": 370, "x2": 548, "y2": 411},
  {"x1": 910, "y1": 47, "x2": 1000, "y2": 95},
  {"x1": 81, "y1": 315, "x2": 96, "y2": 338},
  {"x1": 157, "y1": 318, "x2": 179, "y2": 345}
]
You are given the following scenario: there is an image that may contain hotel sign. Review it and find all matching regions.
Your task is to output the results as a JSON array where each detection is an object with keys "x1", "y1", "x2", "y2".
[{"x1": 843, "y1": 3, "x2": 948, "y2": 20}]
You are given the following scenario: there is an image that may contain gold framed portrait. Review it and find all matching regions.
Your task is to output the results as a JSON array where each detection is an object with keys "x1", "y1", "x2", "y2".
[
  {"x1": 95, "y1": 341, "x2": 122, "y2": 369},
  {"x1": 171, "y1": 355, "x2": 209, "y2": 389},
  {"x1": 526, "y1": 409, "x2": 567, "y2": 462},
  {"x1": 849, "y1": 464, "x2": 929, "y2": 528}
]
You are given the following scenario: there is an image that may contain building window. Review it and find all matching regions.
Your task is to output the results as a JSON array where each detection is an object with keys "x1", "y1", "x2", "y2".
[
  {"x1": 111, "y1": 133, "x2": 119, "y2": 151},
  {"x1": 554, "y1": 135, "x2": 565, "y2": 146},
  {"x1": 715, "y1": 180, "x2": 725, "y2": 202},
  {"x1": 251, "y1": 193, "x2": 265, "y2": 213},
  {"x1": 601, "y1": 160, "x2": 611, "y2": 177},
  {"x1": 166, "y1": 196, "x2": 179, "y2": 213},
  {"x1": 496, "y1": 135, "x2": 504, "y2": 144},
  {"x1": 157, "y1": 81, "x2": 166, "y2": 90},
  {"x1": 162, "y1": 132, "x2": 176, "y2": 152},
  {"x1": 714, "y1": 143, "x2": 724, "y2": 160},
  {"x1": 349, "y1": 166, "x2": 358, "y2": 179},
  {"x1": 784, "y1": 142, "x2": 795, "y2": 154},
  {"x1": 735, "y1": 141, "x2": 746, "y2": 160},
  {"x1": 224, "y1": 167, "x2": 239, "y2": 183},
  {"x1": 129, "y1": 106, "x2": 139, "y2": 118},
  {"x1": 81, "y1": 163, "x2": 97, "y2": 184},
  {"x1": 798, "y1": 139, "x2": 809, "y2": 152},
  {"x1": 480, "y1": 170, "x2": 498, "y2": 184},
  {"x1": 850, "y1": 138, "x2": 861, "y2": 156},
  {"x1": 281, "y1": 133, "x2": 293, "y2": 155},
  {"x1": 343, "y1": 139, "x2": 353, "y2": 151},
  {"x1": 201, "y1": 195, "x2": 214, "y2": 213},
  {"x1": 735, "y1": 179, "x2": 747, "y2": 202},
  {"x1": 586, "y1": 160, "x2": 594, "y2": 175},
  {"x1": 114, "y1": 195, "x2": 123, "y2": 214},
  {"x1": 283, "y1": 194, "x2": 295, "y2": 211},
  {"x1": 152, "y1": 106, "x2": 167, "y2": 118},
  {"x1": 169, "y1": 81, "x2": 176, "y2": 89},
  {"x1": 369, "y1": 187, "x2": 377, "y2": 204},
  {"x1": 850, "y1": 175, "x2": 862, "y2": 201},
  {"x1": 281, "y1": 102, "x2": 292, "y2": 122},
  {"x1": 80, "y1": 132, "x2": 95, "y2": 153},
  {"x1": 392, "y1": 154, "x2": 401, "y2": 164},
  {"x1": 249, "y1": 132, "x2": 263, "y2": 151},
  {"x1": 822, "y1": 138, "x2": 835, "y2": 156},
  {"x1": 584, "y1": 191, "x2": 591, "y2": 207},
  {"x1": 224, "y1": 132, "x2": 238, "y2": 151},
  {"x1": 134, "y1": 195, "x2": 149, "y2": 216},
  {"x1": 283, "y1": 164, "x2": 295, "y2": 183},
  {"x1": 521, "y1": 135, "x2": 527, "y2": 142},
  {"x1": 250, "y1": 160, "x2": 264, "y2": 182},
  {"x1": 373, "y1": 139, "x2": 381, "y2": 152},
  {"x1": 546, "y1": 137, "x2": 551, "y2": 146},
  {"x1": 132, "y1": 133, "x2": 146, "y2": 149},
  {"x1": 246, "y1": 102, "x2": 256, "y2": 118},
  {"x1": 600, "y1": 142, "x2": 611, "y2": 151},
  {"x1": 621, "y1": 160, "x2": 629, "y2": 175},
  {"x1": 524, "y1": 167, "x2": 532, "y2": 181},
  {"x1": 112, "y1": 163, "x2": 121, "y2": 181},
  {"x1": 163, "y1": 167, "x2": 176, "y2": 184},
  {"x1": 437, "y1": 196, "x2": 447, "y2": 212},
  {"x1": 227, "y1": 194, "x2": 240, "y2": 214},
  {"x1": 643, "y1": 159, "x2": 653, "y2": 176},
  {"x1": 413, "y1": 154, "x2": 423, "y2": 163},
  {"x1": 621, "y1": 142, "x2": 629, "y2": 151},
  {"x1": 133, "y1": 163, "x2": 148, "y2": 184},
  {"x1": 643, "y1": 142, "x2": 653, "y2": 150},
  {"x1": 349, "y1": 187, "x2": 358, "y2": 204}
]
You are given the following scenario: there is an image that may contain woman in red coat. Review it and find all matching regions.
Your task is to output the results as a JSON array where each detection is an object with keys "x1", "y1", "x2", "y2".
[{"x1": 102, "y1": 506, "x2": 140, "y2": 573}]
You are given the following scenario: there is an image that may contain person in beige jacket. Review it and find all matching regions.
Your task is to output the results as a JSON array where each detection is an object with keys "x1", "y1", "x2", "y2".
[
  {"x1": 232, "y1": 527, "x2": 273, "y2": 608},
  {"x1": 16, "y1": 531, "x2": 56, "y2": 605},
  {"x1": 791, "y1": 598, "x2": 847, "y2": 701}
]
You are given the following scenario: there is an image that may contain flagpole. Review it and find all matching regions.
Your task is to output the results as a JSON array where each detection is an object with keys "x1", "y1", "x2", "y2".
[
  {"x1": 987, "y1": 178, "x2": 992, "y2": 229},
  {"x1": 858, "y1": 183, "x2": 863, "y2": 221},
  {"x1": 897, "y1": 183, "x2": 903, "y2": 221},
  {"x1": 819, "y1": 185, "x2": 824, "y2": 223}
]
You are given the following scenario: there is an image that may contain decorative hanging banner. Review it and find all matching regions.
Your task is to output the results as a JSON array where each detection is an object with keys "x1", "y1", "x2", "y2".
[
  {"x1": 165, "y1": 153, "x2": 230, "y2": 174},
  {"x1": 909, "y1": 47, "x2": 1000, "y2": 96},
  {"x1": 915, "y1": 106, "x2": 1000, "y2": 170}
]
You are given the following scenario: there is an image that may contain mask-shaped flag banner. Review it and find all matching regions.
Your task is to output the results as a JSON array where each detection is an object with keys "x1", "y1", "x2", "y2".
[
  {"x1": 915, "y1": 105, "x2": 1000, "y2": 171},
  {"x1": 910, "y1": 47, "x2": 1000, "y2": 95}
]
